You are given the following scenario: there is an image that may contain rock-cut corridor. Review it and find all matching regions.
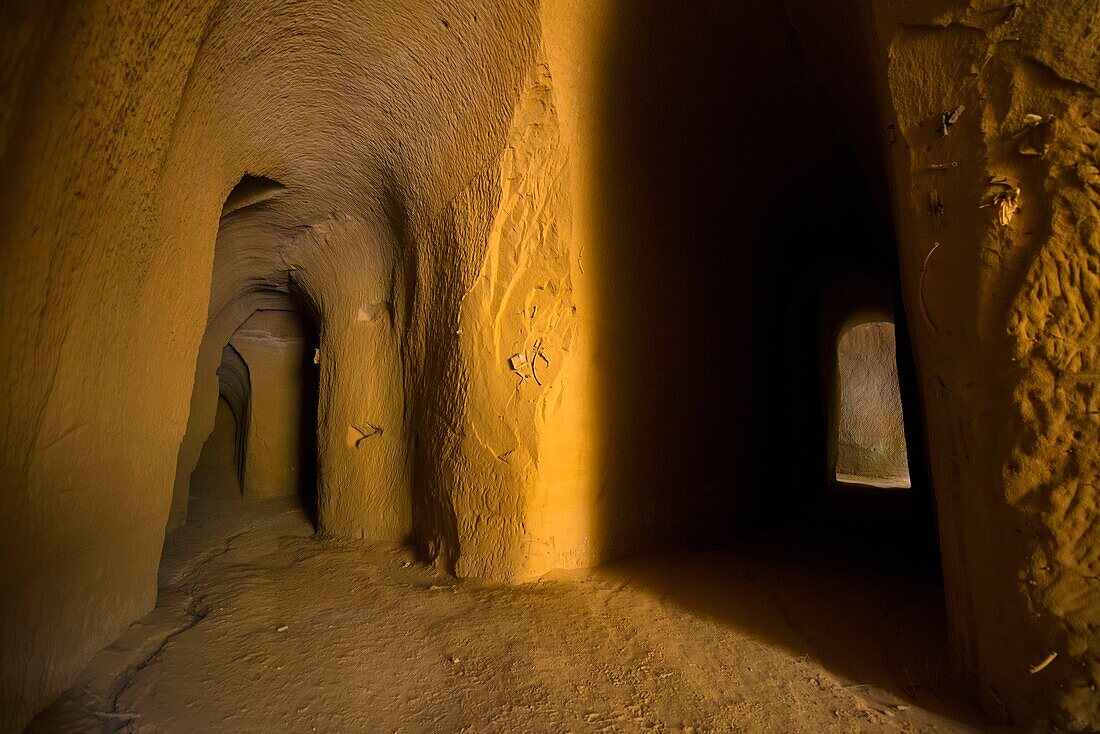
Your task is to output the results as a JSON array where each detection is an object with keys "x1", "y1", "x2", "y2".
[{"x1": 2, "y1": 0, "x2": 1097, "y2": 731}]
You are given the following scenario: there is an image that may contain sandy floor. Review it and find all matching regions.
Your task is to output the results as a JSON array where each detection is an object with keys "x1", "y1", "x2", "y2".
[{"x1": 31, "y1": 416, "x2": 1008, "y2": 733}]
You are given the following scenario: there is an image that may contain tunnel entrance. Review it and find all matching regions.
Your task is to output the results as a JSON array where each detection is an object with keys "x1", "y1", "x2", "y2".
[
  {"x1": 185, "y1": 309, "x2": 320, "y2": 525},
  {"x1": 834, "y1": 320, "x2": 911, "y2": 489},
  {"x1": 166, "y1": 172, "x2": 323, "y2": 532}
]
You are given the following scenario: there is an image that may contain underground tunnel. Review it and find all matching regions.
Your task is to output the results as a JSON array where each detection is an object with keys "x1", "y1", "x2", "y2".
[{"x1": 2, "y1": 1, "x2": 1098, "y2": 732}]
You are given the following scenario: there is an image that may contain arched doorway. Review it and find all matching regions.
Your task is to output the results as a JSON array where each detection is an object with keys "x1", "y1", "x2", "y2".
[
  {"x1": 186, "y1": 310, "x2": 319, "y2": 524},
  {"x1": 834, "y1": 319, "x2": 911, "y2": 488}
]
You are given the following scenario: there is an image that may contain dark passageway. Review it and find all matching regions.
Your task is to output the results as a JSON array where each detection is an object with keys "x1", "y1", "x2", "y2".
[{"x1": 583, "y1": 4, "x2": 964, "y2": 725}]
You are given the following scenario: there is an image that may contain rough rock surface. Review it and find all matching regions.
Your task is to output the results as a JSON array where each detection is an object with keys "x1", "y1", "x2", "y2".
[{"x1": 868, "y1": 0, "x2": 1100, "y2": 727}]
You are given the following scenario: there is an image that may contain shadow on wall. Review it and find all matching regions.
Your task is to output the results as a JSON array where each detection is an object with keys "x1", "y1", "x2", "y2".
[
  {"x1": 589, "y1": 0, "x2": 795, "y2": 556},
  {"x1": 588, "y1": 0, "x2": 908, "y2": 551}
]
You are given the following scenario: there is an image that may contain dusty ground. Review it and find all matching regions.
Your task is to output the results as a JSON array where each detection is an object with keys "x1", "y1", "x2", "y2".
[{"x1": 30, "y1": 424, "x2": 1006, "y2": 733}]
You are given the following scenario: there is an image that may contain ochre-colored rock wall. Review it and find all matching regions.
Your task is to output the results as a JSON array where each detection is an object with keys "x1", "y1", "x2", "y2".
[
  {"x1": 867, "y1": 1, "x2": 1099, "y2": 727},
  {"x1": 1, "y1": 3, "x2": 229, "y2": 729},
  {"x1": 0, "y1": 0, "x2": 1095, "y2": 730}
]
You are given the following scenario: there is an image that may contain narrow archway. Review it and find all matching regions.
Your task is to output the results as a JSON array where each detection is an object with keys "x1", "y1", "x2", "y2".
[
  {"x1": 189, "y1": 397, "x2": 242, "y2": 501},
  {"x1": 182, "y1": 306, "x2": 320, "y2": 526},
  {"x1": 834, "y1": 319, "x2": 911, "y2": 488},
  {"x1": 167, "y1": 173, "x2": 322, "y2": 534}
]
